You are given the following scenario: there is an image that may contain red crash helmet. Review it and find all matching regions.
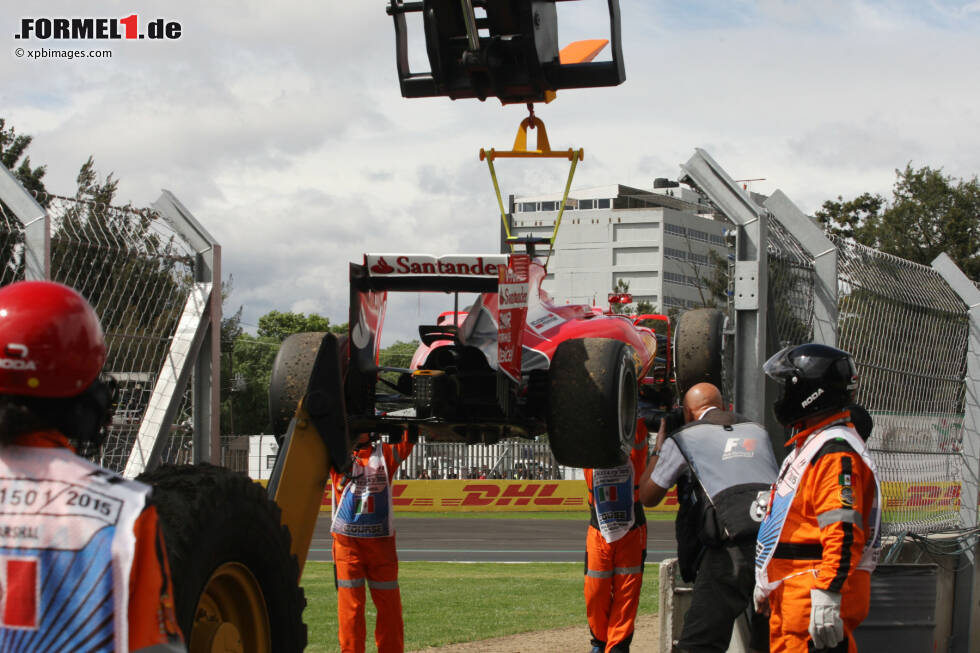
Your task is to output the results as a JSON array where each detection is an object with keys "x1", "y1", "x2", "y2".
[{"x1": 0, "y1": 281, "x2": 106, "y2": 397}]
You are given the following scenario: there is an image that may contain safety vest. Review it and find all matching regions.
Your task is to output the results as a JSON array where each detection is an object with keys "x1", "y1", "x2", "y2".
[
  {"x1": 755, "y1": 424, "x2": 882, "y2": 597},
  {"x1": 590, "y1": 464, "x2": 636, "y2": 543},
  {"x1": 671, "y1": 420, "x2": 778, "y2": 545},
  {"x1": 331, "y1": 442, "x2": 395, "y2": 538},
  {"x1": 0, "y1": 444, "x2": 148, "y2": 652}
]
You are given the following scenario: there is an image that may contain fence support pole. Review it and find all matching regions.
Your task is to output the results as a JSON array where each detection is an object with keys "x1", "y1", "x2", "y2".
[
  {"x1": 0, "y1": 165, "x2": 49, "y2": 280},
  {"x1": 152, "y1": 191, "x2": 221, "y2": 464},
  {"x1": 679, "y1": 149, "x2": 768, "y2": 424},
  {"x1": 932, "y1": 253, "x2": 980, "y2": 653},
  {"x1": 764, "y1": 190, "x2": 838, "y2": 346}
]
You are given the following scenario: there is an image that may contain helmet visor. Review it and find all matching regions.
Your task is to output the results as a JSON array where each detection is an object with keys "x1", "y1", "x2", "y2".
[{"x1": 763, "y1": 346, "x2": 797, "y2": 384}]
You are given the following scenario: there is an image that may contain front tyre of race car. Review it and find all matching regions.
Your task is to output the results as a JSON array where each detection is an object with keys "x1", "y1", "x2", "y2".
[
  {"x1": 547, "y1": 338, "x2": 638, "y2": 468},
  {"x1": 138, "y1": 463, "x2": 307, "y2": 653}
]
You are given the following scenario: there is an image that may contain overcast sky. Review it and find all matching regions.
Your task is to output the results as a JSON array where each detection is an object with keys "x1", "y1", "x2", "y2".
[{"x1": 3, "y1": 1, "x2": 979, "y2": 343}]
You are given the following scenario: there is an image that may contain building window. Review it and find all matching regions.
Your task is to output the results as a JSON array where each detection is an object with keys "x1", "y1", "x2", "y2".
[
  {"x1": 579, "y1": 199, "x2": 594, "y2": 210},
  {"x1": 597, "y1": 199, "x2": 611, "y2": 209},
  {"x1": 541, "y1": 201, "x2": 557, "y2": 211},
  {"x1": 664, "y1": 247, "x2": 687, "y2": 260},
  {"x1": 664, "y1": 271, "x2": 685, "y2": 285},
  {"x1": 664, "y1": 223, "x2": 687, "y2": 237},
  {"x1": 520, "y1": 202, "x2": 538, "y2": 212},
  {"x1": 689, "y1": 228, "x2": 709, "y2": 242},
  {"x1": 686, "y1": 275, "x2": 702, "y2": 287},
  {"x1": 710, "y1": 234, "x2": 726, "y2": 246},
  {"x1": 266, "y1": 454, "x2": 277, "y2": 470},
  {"x1": 689, "y1": 252, "x2": 709, "y2": 265}
]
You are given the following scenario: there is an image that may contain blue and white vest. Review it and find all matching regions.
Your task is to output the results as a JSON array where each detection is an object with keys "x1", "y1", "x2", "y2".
[{"x1": 0, "y1": 445, "x2": 148, "y2": 652}]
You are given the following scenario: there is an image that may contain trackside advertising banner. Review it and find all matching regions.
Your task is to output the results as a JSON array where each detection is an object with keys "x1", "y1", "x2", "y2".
[{"x1": 316, "y1": 480, "x2": 681, "y2": 512}]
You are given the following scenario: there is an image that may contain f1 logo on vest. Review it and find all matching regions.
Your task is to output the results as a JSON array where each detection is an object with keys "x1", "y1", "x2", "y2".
[
  {"x1": 1, "y1": 556, "x2": 39, "y2": 629},
  {"x1": 722, "y1": 437, "x2": 757, "y2": 460}
]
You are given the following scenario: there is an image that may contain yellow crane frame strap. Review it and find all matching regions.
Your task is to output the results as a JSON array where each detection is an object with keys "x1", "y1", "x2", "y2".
[{"x1": 480, "y1": 116, "x2": 583, "y2": 258}]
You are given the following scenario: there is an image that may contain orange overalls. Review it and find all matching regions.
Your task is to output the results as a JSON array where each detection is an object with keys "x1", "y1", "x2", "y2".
[
  {"x1": 330, "y1": 439, "x2": 414, "y2": 653},
  {"x1": 763, "y1": 416, "x2": 878, "y2": 653},
  {"x1": 10, "y1": 431, "x2": 183, "y2": 652},
  {"x1": 583, "y1": 420, "x2": 649, "y2": 653}
]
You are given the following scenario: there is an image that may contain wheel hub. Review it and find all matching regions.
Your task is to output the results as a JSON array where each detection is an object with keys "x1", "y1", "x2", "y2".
[{"x1": 190, "y1": 562, "x2": 271, "y2": 653}]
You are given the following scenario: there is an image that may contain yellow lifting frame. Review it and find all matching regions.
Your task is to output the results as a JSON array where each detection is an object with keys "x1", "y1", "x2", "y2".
[{"x1": 480, "y1": 115, "x2": 583, "y2": 268}]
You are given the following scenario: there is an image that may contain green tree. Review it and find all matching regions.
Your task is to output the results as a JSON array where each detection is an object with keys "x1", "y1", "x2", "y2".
[
  {"x1": 257, "y1": 310, "x2": 346, "y2": 341},
  {"x1": 224, "y1": 310, "x2": 348, "y2": 435},
  {"x1": 51, "y1": 157, "x2": 189, "y2": 373},
  {"x1": 635, "y1": 299, "x2": 655, "y2": 315},
  {"x1": 0, "y1": 119, "x2": 50, "y2": 284},
  {"x1": 816, "y1": 164, "x2": 980, "y2": 280},
  {"x1": 0, "y1": 118, "x2": 48, "y2": 206}
]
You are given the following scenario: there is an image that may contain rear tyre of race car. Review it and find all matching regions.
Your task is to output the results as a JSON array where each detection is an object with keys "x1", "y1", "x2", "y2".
[
  {"x1": 138, "y1": 463, "x2": 307, "y2": 653},
  {"x1": 547, "y1": 338, "x2": 638, "y2": 468},
  {"x1": 674, "y1": 307, "x2": 725, "y2": 395}
]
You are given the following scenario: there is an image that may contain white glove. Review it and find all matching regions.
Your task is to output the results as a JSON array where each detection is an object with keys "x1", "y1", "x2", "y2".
[
  {"x1": 809, "y1": 588, "x2": 843, "y2": 649},
  {"x1": 753, "y1": 584, "x2": 769, "y2": 614}
]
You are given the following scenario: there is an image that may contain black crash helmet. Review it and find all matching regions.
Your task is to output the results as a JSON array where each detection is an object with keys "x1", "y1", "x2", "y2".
[{"x1": 763, "y1": 343, "x2": 858, "y2": 427}]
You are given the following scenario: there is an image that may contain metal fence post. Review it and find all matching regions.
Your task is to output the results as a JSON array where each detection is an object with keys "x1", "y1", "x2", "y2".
[
  {"x1": 0, "y1": 165, "x2": 48, "y2": 280},
  {"x1": 764, "y1": 190, "x2": 837, "y2": 346},
  {"x1": 931, "y1": 252, "x2": 980, "y2": 653},
  {"x1": 152, "y1": 191, "x2": 221, "y2": 465},
  {"x1": 679, "y1": 149, "x2": 768, "y2": 424}
]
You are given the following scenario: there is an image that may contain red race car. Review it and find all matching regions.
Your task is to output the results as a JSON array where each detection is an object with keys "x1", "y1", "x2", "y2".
[{"x1": 342, "y1": 244, "x2": 659, "y2": 468}]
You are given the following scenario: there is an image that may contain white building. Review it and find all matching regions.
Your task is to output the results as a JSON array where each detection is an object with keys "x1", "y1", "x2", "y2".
[{"x1": 506, "y1": 179, "x2": 733, "y2": 312}]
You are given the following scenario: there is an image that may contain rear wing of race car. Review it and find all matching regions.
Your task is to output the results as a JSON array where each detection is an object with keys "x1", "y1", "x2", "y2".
[{"x1": 347, "y1": 253, "x2": 532, "y2": 419}]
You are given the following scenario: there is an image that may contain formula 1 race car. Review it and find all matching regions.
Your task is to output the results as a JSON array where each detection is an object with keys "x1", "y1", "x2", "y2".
[{"x1": 270, "y1": 240, "x2": 661, "y2": 470}]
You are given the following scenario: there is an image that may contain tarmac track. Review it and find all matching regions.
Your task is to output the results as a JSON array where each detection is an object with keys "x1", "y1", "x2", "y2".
[{"x1": 307, "y1": 514, "x2": 676, "y2": 563}]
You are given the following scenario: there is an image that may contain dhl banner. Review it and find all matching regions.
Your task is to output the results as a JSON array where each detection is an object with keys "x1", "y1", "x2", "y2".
[
  {"x1": 880, "y1": 480, "x2": 961, "y2": 523},
  {"x1": 317, "y1": 480, "x2": 680, "y2": 512}
]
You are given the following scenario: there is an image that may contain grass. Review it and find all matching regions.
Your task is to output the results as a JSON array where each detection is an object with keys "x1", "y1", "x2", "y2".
[
  {"x1": 302, "y1": 561, "x2": 660, "y2": 652},
  {"x1": 393, "y1": 510, "x2": 677, "y2": 521}
]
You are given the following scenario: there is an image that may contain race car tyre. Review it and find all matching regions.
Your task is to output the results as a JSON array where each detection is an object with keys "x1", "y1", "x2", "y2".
[
  {"x1": 674, "y1": 308, "x2": 724, "y2": 396},
  {"x1": 269, "y1": 332, "x2": 338, "y2": 438},
  {"x1": 548, "y1": 338, "x2": 638, "y2": 468},
  {"x1": 138, "y1": 463, "x2": 307, "y2": 653}
]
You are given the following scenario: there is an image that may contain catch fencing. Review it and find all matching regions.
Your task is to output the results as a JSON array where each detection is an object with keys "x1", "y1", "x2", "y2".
[
  {"x1": 397, "y1": 439, "x2": 568, "y2": 480},
  {"x1": 763, "y1": 218, "x2": 970, "y2": 534},
  {"x1": 0, "y1": 168, "x2": 219, "y2": 475},
  {"x1": 684, "y1": 150, "x2": 977, "y2": 539}
]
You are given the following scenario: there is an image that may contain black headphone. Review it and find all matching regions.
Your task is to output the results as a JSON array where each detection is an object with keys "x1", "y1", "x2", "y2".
[{"x1": 61, "y1": 375, "x2": 118, "y2": 449}]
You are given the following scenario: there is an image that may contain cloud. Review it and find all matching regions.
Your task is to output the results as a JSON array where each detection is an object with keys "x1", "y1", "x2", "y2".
[{"x1": 3, "y1": 0, "x2": 980, "y2": 342}]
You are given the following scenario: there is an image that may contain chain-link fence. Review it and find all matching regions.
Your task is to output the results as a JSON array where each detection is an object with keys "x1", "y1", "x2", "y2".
[
  {"x1": 397, "y1": 438, "x2": 567, "y2": 480},
  {"x1": 833, "y1": 236, "x2": 968, "y2": 534},
  {"x1": 767, "y1": 214, "x2": 815, "y2": 349},
  {"x1": 0, "y1": 181, "x2": 212, "y2": 474},
  {"x1": 757, "y1": 215, "x2": 970, "y2": 536}
]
